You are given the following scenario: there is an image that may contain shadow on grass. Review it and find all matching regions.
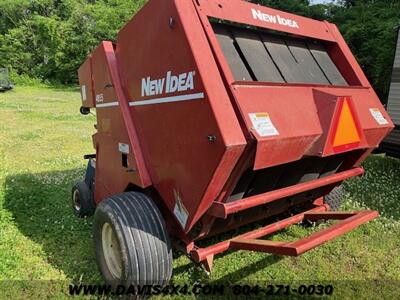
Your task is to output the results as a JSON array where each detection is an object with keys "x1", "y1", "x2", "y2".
[
  {"x1": 172, "y1": 251, "x2": 283, "y2": 285},
  {"x1": 3, "y1": 168, "x2": 100, "y2": 282},
  {"x1": 4, "y1": 168, "x2": 285, "y2": 286}
]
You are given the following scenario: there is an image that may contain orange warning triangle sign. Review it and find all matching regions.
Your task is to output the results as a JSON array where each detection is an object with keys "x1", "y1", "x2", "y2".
[{"x1": 333, "y1": 98, "x2": 360, "y2": 149}]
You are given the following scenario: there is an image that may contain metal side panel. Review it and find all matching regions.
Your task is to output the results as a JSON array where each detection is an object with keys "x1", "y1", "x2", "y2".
[
  {"x1": 212, "y1": 25, "x2": 252, "y2": 81},
  {"x1": 392, "y1": 68, "x2": 400, "y2": 83},
  {"x1": 231, "y1": 28, "x2": 285, "y2": 83},
  {"x1": 286, "y1": 39, "x2": 330, "y2": 84},
  {"x1": 387, "y1": 83, "x2": 400, "y2": 125},
  {"x1": 387, "y1": 30, "x2": 400, "y2": 124},
  {"x1": 394, "y1": 29, "x2": 400, "y2": 69},
  {"x1": 308, "y1": 42, "x2": 348, "y2": 86},
  {"x1": 261, "y1": 34, "x2": 306, "y2": 83}
]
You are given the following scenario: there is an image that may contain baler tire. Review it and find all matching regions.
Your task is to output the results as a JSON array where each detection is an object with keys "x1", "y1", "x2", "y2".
[
  {"x1": 93, "y1": 192, "x2": 173, "y2": 292},
  {"x1": 303, "y1": 186, "x2": 345, "y2": 227},
  {"x1": 324, "y1": 186, "x2": 344, "y2": 211},
  {"x1": 71, "y1": 181, "x2": 95, "y2": 218}
]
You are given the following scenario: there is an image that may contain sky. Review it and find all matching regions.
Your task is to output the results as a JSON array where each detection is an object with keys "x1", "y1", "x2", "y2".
[{"x1": 311, "y1": 0, "x2": 332, "y2": 4}]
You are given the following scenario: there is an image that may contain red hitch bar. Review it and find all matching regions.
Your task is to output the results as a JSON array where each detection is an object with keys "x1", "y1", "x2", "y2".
[
  {"x1": 191, "y1": 205, "x2": 378, "y2": 263},
  {"x1": 208, "y1": 167, "x2": 364, "y2": 219}
]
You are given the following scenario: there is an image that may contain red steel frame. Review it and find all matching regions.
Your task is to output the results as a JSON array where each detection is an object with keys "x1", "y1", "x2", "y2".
[
  {"x1": 208, "y1": 167, "x2": 364, "y2": 219},
  {"x1": 78, "y1": 0, "x2": 393, "y2": 271},
  {"x1": 191, "y1": 205, "x2": 378, "y2": 263}
]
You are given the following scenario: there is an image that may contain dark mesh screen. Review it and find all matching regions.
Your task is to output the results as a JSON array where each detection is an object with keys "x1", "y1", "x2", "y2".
[{"x1": 213, "y1": 23, "x2": 348, "y2": 86}]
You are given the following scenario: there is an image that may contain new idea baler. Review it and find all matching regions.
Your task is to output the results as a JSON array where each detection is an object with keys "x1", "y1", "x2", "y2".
[{"x1": 73, "y1": 0, "x2": 394, "y2": 288}]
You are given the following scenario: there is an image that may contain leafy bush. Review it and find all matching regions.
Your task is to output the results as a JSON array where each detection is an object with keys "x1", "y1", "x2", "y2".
[
  {"x1": 0, "y1": 0, "x2": 146, "y2": 84},
  {"x1": 8, "y1": 69, "x2": 47, "y2": 86}
]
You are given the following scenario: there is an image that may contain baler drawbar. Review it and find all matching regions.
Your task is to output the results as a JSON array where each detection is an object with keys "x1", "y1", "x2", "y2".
[{"x1": 73, "y1": 0, "x2": 393, "y2": 289}]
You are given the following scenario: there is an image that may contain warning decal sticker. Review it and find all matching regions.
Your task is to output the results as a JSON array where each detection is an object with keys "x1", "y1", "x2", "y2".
[
  {"x1": 249, "y1": 113, "x2": 279, "y2": 137},
  {"x1": 173, "y1": 190, "x2": 189, "y2": 229},
  {"x1": 369, "y1": 108, "x2": 389, "y2": 125}
]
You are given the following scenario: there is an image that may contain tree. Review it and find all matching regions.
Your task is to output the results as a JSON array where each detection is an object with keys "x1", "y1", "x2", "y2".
[
  {"x1": 329, "y1": 0, "x2": 400, "y2": 100},
  {"x1": 0, "y1": 0, "x2": 146, "y2": 83}
]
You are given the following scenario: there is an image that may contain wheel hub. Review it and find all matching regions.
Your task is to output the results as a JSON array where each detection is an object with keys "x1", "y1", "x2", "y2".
[
  {"x1": 101, "y1": 222, "x2": 123, "y2": 278},
  {"x1": 73, "y1": 189, "x2": 81, "y2": 211}
]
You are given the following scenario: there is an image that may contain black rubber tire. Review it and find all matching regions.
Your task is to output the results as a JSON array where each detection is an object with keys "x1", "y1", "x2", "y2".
[
  {"x1": 71, "y1": 181, "x2": 95, "y2": 218},
  {"x1": 93, "y1": 192, "x2": 173, "y2": 291},
  {"x1": 324, "y1": 186, "x2": 344, "y2": 211}
]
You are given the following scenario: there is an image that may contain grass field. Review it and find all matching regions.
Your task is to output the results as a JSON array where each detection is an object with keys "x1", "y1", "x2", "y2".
[{"x1": 0, "y1": 86, "x2": 399, "y2": 299}]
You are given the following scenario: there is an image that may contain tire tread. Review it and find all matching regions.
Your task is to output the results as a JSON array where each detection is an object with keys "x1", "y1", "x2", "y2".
[
  {"x1": 324, "y1": 186, "x2": 344, "y2": 211},
  {"x1": 93, "y1": 192, "x2": 172, "y2": 288}
]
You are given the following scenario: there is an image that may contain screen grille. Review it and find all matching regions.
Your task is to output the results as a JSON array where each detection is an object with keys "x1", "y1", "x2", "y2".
[{"x1": 213, "y1": 23, "x2": 348, "y2": 86}]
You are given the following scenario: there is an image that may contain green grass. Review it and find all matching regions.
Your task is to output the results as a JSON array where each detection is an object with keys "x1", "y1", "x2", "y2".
[{"x1": 0, "y1": 86, "x2": 399, "y2": 299}]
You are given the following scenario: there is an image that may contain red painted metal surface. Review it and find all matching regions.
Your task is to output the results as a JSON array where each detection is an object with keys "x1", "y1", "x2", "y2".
[
  {"x1": 232, "y1": 84, "x2": 323, "y2": 169},
  {"x1": 196, "y1": 0, "x2": 336, "y2": 42},
  {"x1": 78, "y1": 57, "x2": 95, "y2": 108},
  {"x1": 228, "y1": 84, "x2": 391, "y2": 169},
  {"x1": 116, "y1": 0, "x2": 246, "y2": 232},
  {"x1": 104, "y1": 42, "x2": 152, "y2": 188},
  {"x1": 77, "y1": 0, "x2": 392, "y2": 268},
  {"x1": 89, "y1": 42, "x2": 151, "y2": 204},
  {"x1": 209, "y1": 167, "x2": 364, "y2": 218},
  {"x1": 309, "y1": 94, "x2": 366, "y2": 156}
]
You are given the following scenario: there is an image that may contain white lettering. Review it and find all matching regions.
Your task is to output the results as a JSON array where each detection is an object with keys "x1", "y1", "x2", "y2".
[
  {"x1": 186, "y1": 71, "x2": 194, "y2": 91},
  {"x1": 251, "y1": 9, "x2": 299, "y2": 29},
  {"x1": 96, "y1": 94, "x2": 104, "y2": 103},
  {"x1": 141, "y1": 71, "x2": 196, "y2": 97},
  {"x1": 141, "y1": 77, "x2": 150, "y2": 97}
]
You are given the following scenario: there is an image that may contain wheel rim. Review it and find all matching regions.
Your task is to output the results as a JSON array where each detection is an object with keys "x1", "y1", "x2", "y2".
[
  {"x1": 73, "y1": 189, "x2": 81, "y2": 211},
  {"x1": 102, "y1": 222, "x2": 123, "y2": 278}
]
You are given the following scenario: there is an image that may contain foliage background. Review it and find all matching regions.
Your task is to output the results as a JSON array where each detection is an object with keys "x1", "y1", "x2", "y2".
[{"x1": 0, "y1": 0, "x2": 399, "y2": 100}]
